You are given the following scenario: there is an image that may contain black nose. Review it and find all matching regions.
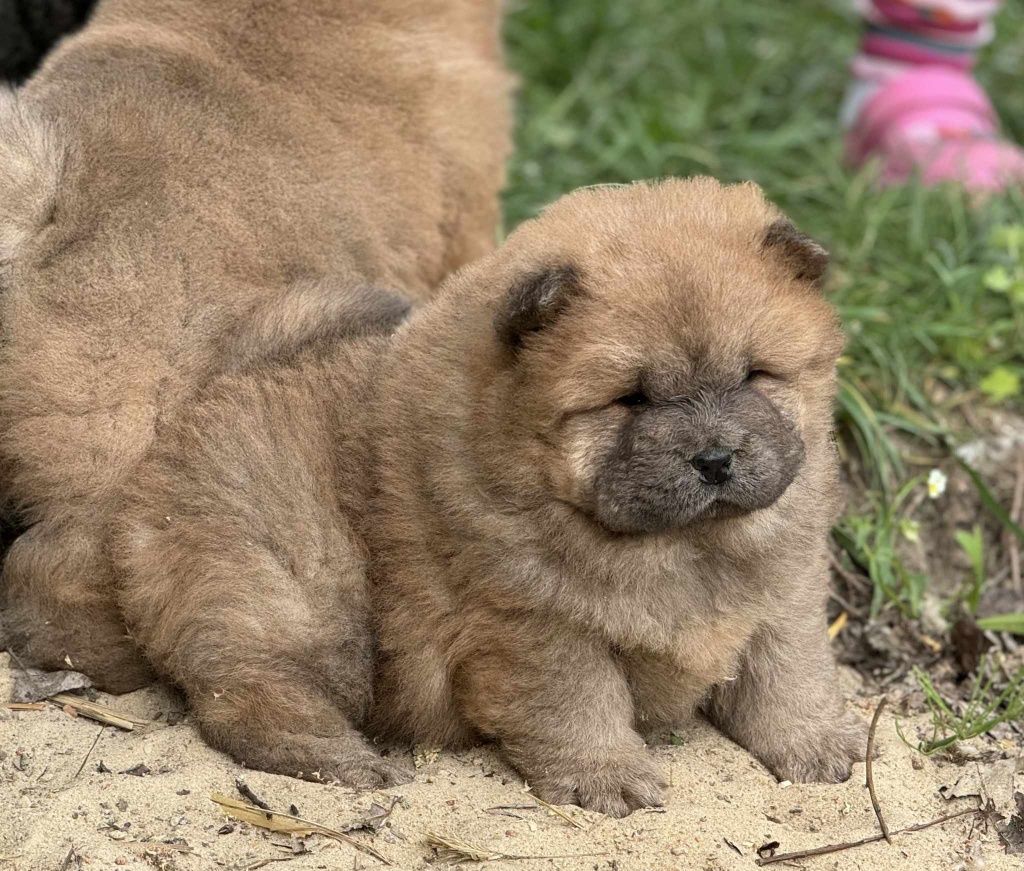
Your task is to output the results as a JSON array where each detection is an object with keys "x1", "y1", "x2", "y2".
[{"x1": 691, "y1": 448, "x2": 734, "y2": 485}]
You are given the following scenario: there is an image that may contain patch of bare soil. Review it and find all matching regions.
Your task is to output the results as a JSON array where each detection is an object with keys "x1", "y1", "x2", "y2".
[{"x1": 2, "y1": 654, "x2": 1021, "y2": 871}]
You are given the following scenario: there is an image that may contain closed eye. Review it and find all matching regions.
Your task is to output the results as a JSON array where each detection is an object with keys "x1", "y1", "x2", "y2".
[{"x1": 615, "y1": 388, "x2": 649, "y2": 409}]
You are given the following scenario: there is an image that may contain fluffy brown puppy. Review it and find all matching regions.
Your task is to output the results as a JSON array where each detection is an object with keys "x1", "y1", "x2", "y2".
[
  {"x1": 114, "y1": 178, "x2": 862, "y2": 808},
  {"x1": 0, "y1": 0, "x2": 511, "y2": 691}
]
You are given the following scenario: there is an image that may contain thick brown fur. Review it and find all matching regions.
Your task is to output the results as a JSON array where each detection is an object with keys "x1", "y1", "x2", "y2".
[
  {"x1": 0, "y1": 0, "x2": 511, "y2": 690},
  {"x1": 113, "y1": 178, "x2": 863, "y2": 811}
]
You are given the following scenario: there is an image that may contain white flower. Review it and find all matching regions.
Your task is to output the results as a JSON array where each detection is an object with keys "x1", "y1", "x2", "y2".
[{"x1": 927, "y1": 468, "x2": 947, "y2": 499}]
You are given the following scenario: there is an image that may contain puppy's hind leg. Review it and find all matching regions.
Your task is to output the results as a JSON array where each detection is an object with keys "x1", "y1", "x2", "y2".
[
  {"x1": 175, "y1": 541, "x2": 398, "y2": 790},
  {"x1": 191, "y1": 660, "x2": 410, "y2": 789},
  {"x1": 2, "y1": 516, "x2": 154, "y2": 692},
  {"x1": 118, "y1": 515, "x2": 411, "y2": 788},
  {"x1": 112, "y1": 368, "x2": 408, "y2": 787}
]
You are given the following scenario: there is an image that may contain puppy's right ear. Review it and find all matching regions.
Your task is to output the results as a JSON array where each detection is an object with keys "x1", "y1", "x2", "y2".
[{"x1": 494, "y1": 263, "x2": 584, "y2": 351}]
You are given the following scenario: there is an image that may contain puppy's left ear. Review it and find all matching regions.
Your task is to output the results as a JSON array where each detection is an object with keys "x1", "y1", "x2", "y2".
[
  {"x1": 494, "y1": 263, "x2": 585, "y2": 351},
  {"x1": 761, "y1": 219, "x2": 829, "y2": 289}
]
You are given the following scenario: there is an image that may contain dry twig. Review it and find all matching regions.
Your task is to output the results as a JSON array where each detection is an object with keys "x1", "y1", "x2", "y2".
[
  {"x1": 525, "y1": 787, "x2": 587, "y2": 829},
  {"x1": 235, "y1": 778, "x2": 272, "y2": 810},
  {"x1": 49, "y1": 694, "x2": 148, "y2": 731},
  {"x1": 72, "y1": 726, "x2": 104, "y2": 780},
  {"x1": 828, "y1": 550, "x2": 870, "y2": 592},
  {"x1": 866, "y1": 697, "x2": 890, "y2": 843},
  {"x1": 244, "y1": 859, "x2": 300, "y2": 870},
  {"x1": 754, "y1": 806, "x2": 982, "y2": 866},
  {"x1": 57, "y1": 846, "x2": 81, "y2": 871}
]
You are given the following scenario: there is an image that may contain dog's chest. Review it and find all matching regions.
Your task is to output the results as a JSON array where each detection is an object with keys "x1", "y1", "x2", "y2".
[
  {"x1": 618, "y1": 610, "x2": 760, "y2": 729},
  {"x1": 550, "y1": 544, "x2": 769, "y2": 725}
]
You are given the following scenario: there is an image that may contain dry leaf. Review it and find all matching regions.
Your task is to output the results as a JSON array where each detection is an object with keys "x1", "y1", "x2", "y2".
[
  {"x1": 210, "y1": 793, "x2": 390, "y2": 865},
  {"x1": 997, "y1": 792, "x2": 1024, "y2": 855},
  {"x1": 827, "y1": 611, "x2": 848, "y2": 641},
  {"x1": 391, "y1": 831, "x2": 604, "y2": 865},
  {"x1": 122, "y1": 763, "x2": 151, "y2": 777},
  {"x1": 940, "y1": 758, "x2": 1020, "y2": 819},
  {"x1": 340, "y1": 799, "x2": 399, "y2": 834},
  {"x1": 11, "y1": 668, "x2": 92, "y2": 704}
]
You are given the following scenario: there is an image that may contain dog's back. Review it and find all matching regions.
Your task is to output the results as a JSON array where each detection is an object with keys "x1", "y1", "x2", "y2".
[
  {"x1": 22, "y1": 0, "x2": 510, "y2": 300},
  {"x1": 0, "y1": 0, "x2": 511, "y2": 689}
]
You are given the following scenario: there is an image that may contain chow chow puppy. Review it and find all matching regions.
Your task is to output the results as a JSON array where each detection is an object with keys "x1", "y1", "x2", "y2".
[
  {"x1": 113, "y1": 178, "x2": 863, "y2": 811},
  {"x1": 0, "y1": 0, "x2": 511, "y2": 691}
]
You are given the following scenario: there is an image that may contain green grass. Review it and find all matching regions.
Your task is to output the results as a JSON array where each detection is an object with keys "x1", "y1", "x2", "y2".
[
  {"x1": 898, "y1": 660, "x2": 1024, "y2": 755},
  {"x1": 833, "y1": 476, "x2": 928, "y2": 618},
  {"x1": 504, "y1": 0, "x2": 1024, "y2": 616}
]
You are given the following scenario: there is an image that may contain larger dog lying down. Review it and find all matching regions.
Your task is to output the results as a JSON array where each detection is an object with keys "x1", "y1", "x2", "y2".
[
  {"x1": 0, "y1": 0, "x2": 510, "y2": 690},
  {"x1": 114, "y1": 178, "x2": 865, "y2": 815}
]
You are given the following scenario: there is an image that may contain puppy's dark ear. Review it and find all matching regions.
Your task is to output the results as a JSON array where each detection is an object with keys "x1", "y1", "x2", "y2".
[
  {"x1": 762, "y1": 219, "x2": 829, "y2": 288},
  {"x1": 495, "y1": 263, "x2": 584, "y2": 350}
]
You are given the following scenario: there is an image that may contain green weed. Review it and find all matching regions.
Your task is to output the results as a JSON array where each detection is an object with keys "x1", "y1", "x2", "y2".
[
  {"x1": 978, "y1": 614, "x2": 1024, "y2": 635},
  {"x1": 954, "y1": 525, "x2": 986, "y2": 615},
  {"x1": 899, "y1": 660, "x2": 1024, "y2": 755},
  {"x1": 832, "y1": 476, "x2": 928, "y2": 618}
]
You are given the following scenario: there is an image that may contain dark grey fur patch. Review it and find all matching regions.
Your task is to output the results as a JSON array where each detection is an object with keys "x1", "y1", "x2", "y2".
[
  {"x1": 762, "y1": 219, "x2": 829, "y2": 286},
  {"x1": 494, "y1": 263, "x2": 584, "y2": 350},
  {"x1": 591, "y1": 383, "x2": 805, "y2": 535},
  {"x1": 219, "y1": 283, "x2": 412, "y2": 377}
]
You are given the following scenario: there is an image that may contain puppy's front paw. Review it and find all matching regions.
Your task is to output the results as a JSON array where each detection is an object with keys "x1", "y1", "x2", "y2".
[
  {"x1": 528, "y1": 749, "x2": 666, "y2": 818},
  {"x1": 769, "y1": 712, "x2": 867, "y2": 784}
]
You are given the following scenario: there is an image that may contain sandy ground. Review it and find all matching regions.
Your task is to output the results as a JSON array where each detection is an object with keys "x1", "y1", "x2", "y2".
[{"x1": 1, "y1": 654, "x2": 1020, "y2": 871}]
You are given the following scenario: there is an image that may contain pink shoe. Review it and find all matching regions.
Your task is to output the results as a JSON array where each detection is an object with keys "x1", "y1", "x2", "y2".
[{"x1": 846, "y1": 66, "x2": 1024, "y2": 192}]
